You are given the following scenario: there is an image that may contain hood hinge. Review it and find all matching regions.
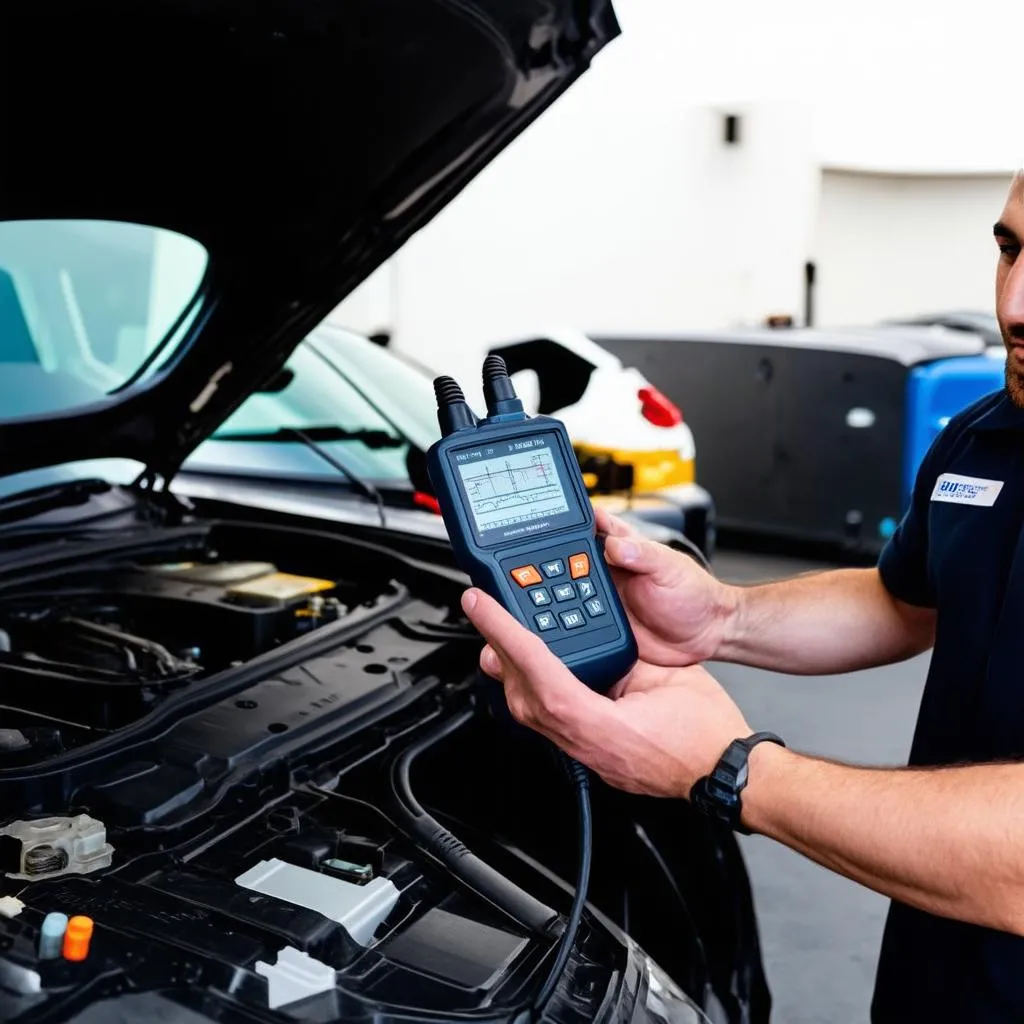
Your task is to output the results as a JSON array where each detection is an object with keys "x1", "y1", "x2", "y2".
[{"x1": 131, "y1": 465, "x2": 194, "y2": 525}]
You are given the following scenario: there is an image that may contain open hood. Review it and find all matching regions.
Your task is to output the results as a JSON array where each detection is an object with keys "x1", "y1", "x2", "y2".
[{"x1": 0, "y1": 0, "x2": 619, "y2": 481}]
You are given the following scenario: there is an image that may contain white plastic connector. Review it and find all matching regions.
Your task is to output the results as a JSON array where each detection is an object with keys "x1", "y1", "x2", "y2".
[
  {"x1": 0, "y1": 815, "x2": 113, "y2": 881},
  {"x1": 234, "y1": 858, "x2": 400, "y2": 945},
  {"x1": 255, "y1": 946, "x2": 335, "y2": 1010},
  {"x1": 0, "y1": 896, "x2": 24, "y2": 918}
]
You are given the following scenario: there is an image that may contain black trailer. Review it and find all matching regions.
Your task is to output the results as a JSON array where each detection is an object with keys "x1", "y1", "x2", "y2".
[{"x1": 594, "y1": 326, "x2": 1000, "y2": 555}]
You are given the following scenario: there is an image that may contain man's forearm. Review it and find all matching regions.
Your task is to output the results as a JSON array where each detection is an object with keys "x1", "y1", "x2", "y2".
[
  {"x1": 741, "y1": 745, "x2": 1024, "y2": 936},
  {"x1": 714, "y1": 568, "x2": 935, "y2": 674}
]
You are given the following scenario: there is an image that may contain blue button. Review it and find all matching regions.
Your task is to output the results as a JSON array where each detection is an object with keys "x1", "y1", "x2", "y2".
[
  {"x1": 584, "y1": 597, "x2": 606, "y2": 617},
  {"x1": 576, "y1": 579, "x2": 596, "y2": 600},
  {"x1": 529, "y1": 588, "x2": 551, "y2": 606},
  {"x1": 541, "y1": 559, "x2": 565, "y2": 578},
  {"x1": 553, "y1": 583, "x2": 576, "y2": 602},
  {"x1": 559, "y1": 609, "x2": 586, "y2": 630},
  {"x1": 534, "y1": 611, "x2": 557, "y2": 631}
]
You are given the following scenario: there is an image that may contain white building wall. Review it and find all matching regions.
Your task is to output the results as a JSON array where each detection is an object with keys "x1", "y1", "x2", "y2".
[
  {"x1": 813, "y1": 171, "x2": 1013, "y2": 326},
  {"x1": 383, "y1": 101, "x2": 818, "y2": 384},
  {"x1": 331, "y1": 0, "x2": 1024, "y2": 370}
]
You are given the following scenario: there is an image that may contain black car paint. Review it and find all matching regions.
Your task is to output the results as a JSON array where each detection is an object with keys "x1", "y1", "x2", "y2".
[
  {"x1": 0, "y1": 0, "x2": 619, "y2": 480},
  {"x1": 0, "y1": 0, "x2": 769, "y2": 1018}
]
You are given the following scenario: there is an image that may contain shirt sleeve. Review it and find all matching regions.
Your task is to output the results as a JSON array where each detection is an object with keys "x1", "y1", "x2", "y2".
[{"x1": 877, "y1": 439, "x2": 941, "y2": 608}]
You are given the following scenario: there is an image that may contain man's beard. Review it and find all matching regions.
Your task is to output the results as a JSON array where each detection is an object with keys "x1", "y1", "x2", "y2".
[{"x1": 1005, "y1": 354, "x2": 1024, "y2": 408}]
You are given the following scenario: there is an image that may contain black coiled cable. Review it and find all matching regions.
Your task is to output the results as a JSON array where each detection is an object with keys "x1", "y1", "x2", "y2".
[
  {"x1": 531, "y1": 755, "x2": 592, "y2": 1019},
  {"x1": 390, "y1": 713, "x2": 594, "y2": 1020}
]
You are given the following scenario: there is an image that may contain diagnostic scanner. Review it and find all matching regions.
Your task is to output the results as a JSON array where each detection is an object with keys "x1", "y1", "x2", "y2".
[{"x1": 427, "y1": 356, "x2": 638, "y2": 692}]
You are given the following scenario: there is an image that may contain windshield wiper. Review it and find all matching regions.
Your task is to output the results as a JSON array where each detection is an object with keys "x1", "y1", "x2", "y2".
[
  {"x1": 215, "y1": 425, "x2": 405, "y2": 449},
  {"x1": 276, "y1": 427, "x2": 387, "y2": 528},
  {"x1": 0, "y1": 478, "x2": 112, "y2": 527}
]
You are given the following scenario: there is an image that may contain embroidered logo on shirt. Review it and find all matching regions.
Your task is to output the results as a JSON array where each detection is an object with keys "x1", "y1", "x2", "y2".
[{"x1": 930, "y1": 473, "x2": 1004, "y2": 507}]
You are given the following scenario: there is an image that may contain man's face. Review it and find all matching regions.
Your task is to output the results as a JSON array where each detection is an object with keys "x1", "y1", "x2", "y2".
[{"x1": 995, "y1": 174, "x2": 1024, "y2": 406}]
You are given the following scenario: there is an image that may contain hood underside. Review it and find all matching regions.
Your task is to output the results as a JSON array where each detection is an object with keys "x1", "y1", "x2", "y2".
[{"x1": 0, "y1": 0, "x2": 619, "y2": 480}]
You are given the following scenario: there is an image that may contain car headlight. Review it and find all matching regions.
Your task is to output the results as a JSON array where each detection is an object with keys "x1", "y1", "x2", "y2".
[
  {"x1": 600, "y1": 941, "x2": 712, "y2": 1024},
  {"x1": 635, "y1": 954, "x2": 709, "y2": 1024}
]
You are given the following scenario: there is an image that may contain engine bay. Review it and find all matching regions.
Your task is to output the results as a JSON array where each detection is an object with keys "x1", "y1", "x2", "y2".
[
  {"x1": 0, "y1": 523, "x2": 400, "y2": 766},
  {"x1": 0, "y1": 709, "x2": 633, "y2": 1024},
  {"x1": 0, "y1": 514, "x2": 762, "y2": 1023}
]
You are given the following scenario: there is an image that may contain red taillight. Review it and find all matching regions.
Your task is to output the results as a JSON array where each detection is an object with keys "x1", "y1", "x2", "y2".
[
  {"x1": 638, "y1": 385, "x2": 681, "y2": 427},
  {"x1": 413, "y1": 491, "x2": 442, "y2": 515}
]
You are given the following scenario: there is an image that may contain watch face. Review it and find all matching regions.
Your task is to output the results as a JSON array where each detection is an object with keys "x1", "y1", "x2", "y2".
[
  {"x1": 692, "y1": 776, "x2": 742, "y2": 830},
  {"x1": 694, "y1": 734, "x2": 784, "y2": 835},
  {"x1": 706, "y1": 778, "x2": 740, "y2": 805}
]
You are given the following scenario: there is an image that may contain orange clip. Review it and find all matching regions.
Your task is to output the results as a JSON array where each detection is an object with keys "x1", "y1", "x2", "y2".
[{"x1": 62, "y1": 915, "x2": 94, "y2": 961}]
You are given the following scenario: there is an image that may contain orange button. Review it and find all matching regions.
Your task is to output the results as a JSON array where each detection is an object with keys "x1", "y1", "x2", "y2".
[
  {"x1": 510, "y1": 565, "x2": 543, "y2": 587},
  {"x1": 62, "y1": 915, "x2": 93, "y2": 961},
  {"x1": 569, "y1": 553, "x2": 590, "y2": 579}
]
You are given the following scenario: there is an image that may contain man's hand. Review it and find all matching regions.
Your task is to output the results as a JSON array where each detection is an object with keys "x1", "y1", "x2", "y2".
[
  {"x1": 461, "y1": 587, "x2": 750, "y2": 797},
  {"x1": 596, "y1": 508, "x2": 736, "y2": 666},
  {"x1": 599, "y1": 509, "x2": 935, "y2": 676}
]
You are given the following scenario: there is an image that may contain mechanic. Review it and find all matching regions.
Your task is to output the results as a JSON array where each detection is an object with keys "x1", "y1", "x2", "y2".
[{"x1": 460, "y1": 169, "x2": 1024, "y2": 1023}]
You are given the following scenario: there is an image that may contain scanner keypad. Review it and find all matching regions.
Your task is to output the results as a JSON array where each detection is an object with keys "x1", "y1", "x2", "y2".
[{"x1": 504, "y1": 545, "x2": 611, "y2": 640}]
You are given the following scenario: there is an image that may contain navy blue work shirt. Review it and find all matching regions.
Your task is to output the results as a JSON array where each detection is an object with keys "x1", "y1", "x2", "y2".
[{"x1": 872, "y1": 387, "x2": 1024, "y2": 1022}]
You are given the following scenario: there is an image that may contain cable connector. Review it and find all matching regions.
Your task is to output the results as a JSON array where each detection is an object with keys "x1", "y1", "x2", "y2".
[
  {"x1": 482, "y1": 354, "x2": 525, "y2": 419},
  {"x1": 434, "y1": 376, "x2": 478, "y2": 437}
]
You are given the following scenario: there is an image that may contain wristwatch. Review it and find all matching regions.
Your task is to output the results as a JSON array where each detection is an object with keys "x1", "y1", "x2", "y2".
[{"x1": 690, "y1": 731, "x2": 786, "y2": 834}]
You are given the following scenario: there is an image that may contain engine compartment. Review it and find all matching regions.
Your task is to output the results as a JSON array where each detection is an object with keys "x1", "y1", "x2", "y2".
[
  {"x1": 0, "y1": 708, "x2": 631, "y2": 1024},
  {"x1": 0, "y1": 513, "x2": 766, "y2": 1023},
  {"x1": 0, "y1": 522, "x2": 411, "y2": 766}
]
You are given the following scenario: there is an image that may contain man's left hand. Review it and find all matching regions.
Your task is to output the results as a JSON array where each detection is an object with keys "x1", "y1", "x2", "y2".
[{"x1": 461, "y1": 587, "x2": 752, "y2": 798}]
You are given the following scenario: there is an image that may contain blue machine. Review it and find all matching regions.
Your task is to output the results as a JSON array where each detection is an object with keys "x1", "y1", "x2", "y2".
[
  {"x1": 903, "y1": 353, "x2": 1005, "y2": 511},
  {"x1": 427, "y1": 356, "x2": 637, "y2": 693},
  {"x1": 594, "y1": 327, "x2": 1006, "y2": 554}
]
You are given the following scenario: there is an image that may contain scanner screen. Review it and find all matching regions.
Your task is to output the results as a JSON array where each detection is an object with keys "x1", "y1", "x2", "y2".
[{"x1": 452, "y1": 433, "x2": 582, "y2": 543}]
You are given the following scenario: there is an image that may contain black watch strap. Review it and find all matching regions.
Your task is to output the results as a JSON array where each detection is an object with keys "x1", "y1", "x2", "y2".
[{"x1": 690, "y1": 731, "x2": 786, "y2": 835}]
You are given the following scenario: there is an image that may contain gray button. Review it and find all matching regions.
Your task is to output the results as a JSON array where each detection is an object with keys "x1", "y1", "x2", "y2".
[
  {"x1": 534, "y1": 611, "x2": 557, "y2": 631},
  {"x1": 559, "y1": 609, "x2": 586, "y2": 630},
  {"x1": 529, "y1": 588, "x2": 551, "y2": 606},
  {"x1": 584, "y1": 597, "x2": 606, "y2": 617},
  {"x1": 576, "y1": 578, "x2": 596, "y2": 600},
  {"x1": 541, "y1": 559, "x2": 565, "y2": 578},
  {"x1": 553, "y1": 583, "x2": 576, "y2": 602}
]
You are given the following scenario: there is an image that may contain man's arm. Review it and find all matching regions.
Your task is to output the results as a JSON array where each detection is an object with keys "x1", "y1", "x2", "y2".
[
  {"x1": 743, "y1": 744, "x2": 1024, "y2": 936},
  {"x1": 712, "y1": 424, "x2": 943, "y2": 675},
  {"x1": 600, "y1": 410, "x2": 944, "y2": 677},
  {"x1": 598, "y1": 511, "x2": 935, "y2": 676},
  {"x1": 461, "y1": 588, "x2": 1021, "y2": 936},
  {"x1": 715, "y1": 567, "x2": 936, "y2": 675}
]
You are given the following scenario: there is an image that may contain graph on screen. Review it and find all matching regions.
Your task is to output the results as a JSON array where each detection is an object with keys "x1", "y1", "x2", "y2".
[{"x1": 457, "y1": 448, "x2": 570, "y2": 533}]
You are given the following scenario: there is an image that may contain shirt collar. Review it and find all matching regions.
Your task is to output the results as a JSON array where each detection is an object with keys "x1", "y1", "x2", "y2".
[{"x1": 970, "y1": 391, "x2": 1024, "y2": 432}]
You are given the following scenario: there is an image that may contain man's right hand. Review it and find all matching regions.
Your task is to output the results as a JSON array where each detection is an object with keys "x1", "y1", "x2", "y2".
[{"x1": 595, "y1": 508, "x2": 737, "y2": 667}]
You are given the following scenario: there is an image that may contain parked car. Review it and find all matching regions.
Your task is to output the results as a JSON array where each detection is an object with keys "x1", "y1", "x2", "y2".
[
  {"x1": 0, "y1": 3, "x2": 769, "y2": 1024},
  {"x1": 595, "y1": 325, "x2": 1005, "y2": 555},
  {"x1": 176, "y1": 323, "x2": 714, "y2": 561},
  {"x1": 884, "y1": 310, "x2": 1003, "y2": 348},
  {"x1": 489, "y1": 330, "x2": 715, "y2": 555}
]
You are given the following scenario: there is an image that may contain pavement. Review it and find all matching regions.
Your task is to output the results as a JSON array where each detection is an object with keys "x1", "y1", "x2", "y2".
[{"x1": 709, "y1": 548, "x2": 930, "y2": 1024}]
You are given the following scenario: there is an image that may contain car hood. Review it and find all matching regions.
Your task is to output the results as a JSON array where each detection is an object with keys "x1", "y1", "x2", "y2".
[{"x1": 0, "y1": 0, "x2": 619, "y2": 481}]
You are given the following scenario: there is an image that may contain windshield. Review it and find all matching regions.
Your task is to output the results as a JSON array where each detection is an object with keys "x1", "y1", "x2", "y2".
[
  {"x1": 0, "y1": 219, "x2": 208, "y2": 419},
  {"x1": 308, "y1": 325, "x2": 440, "y2": 452},
  {"x1": 188, "y1": 327, "x2": 441, "y2": 484}
]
